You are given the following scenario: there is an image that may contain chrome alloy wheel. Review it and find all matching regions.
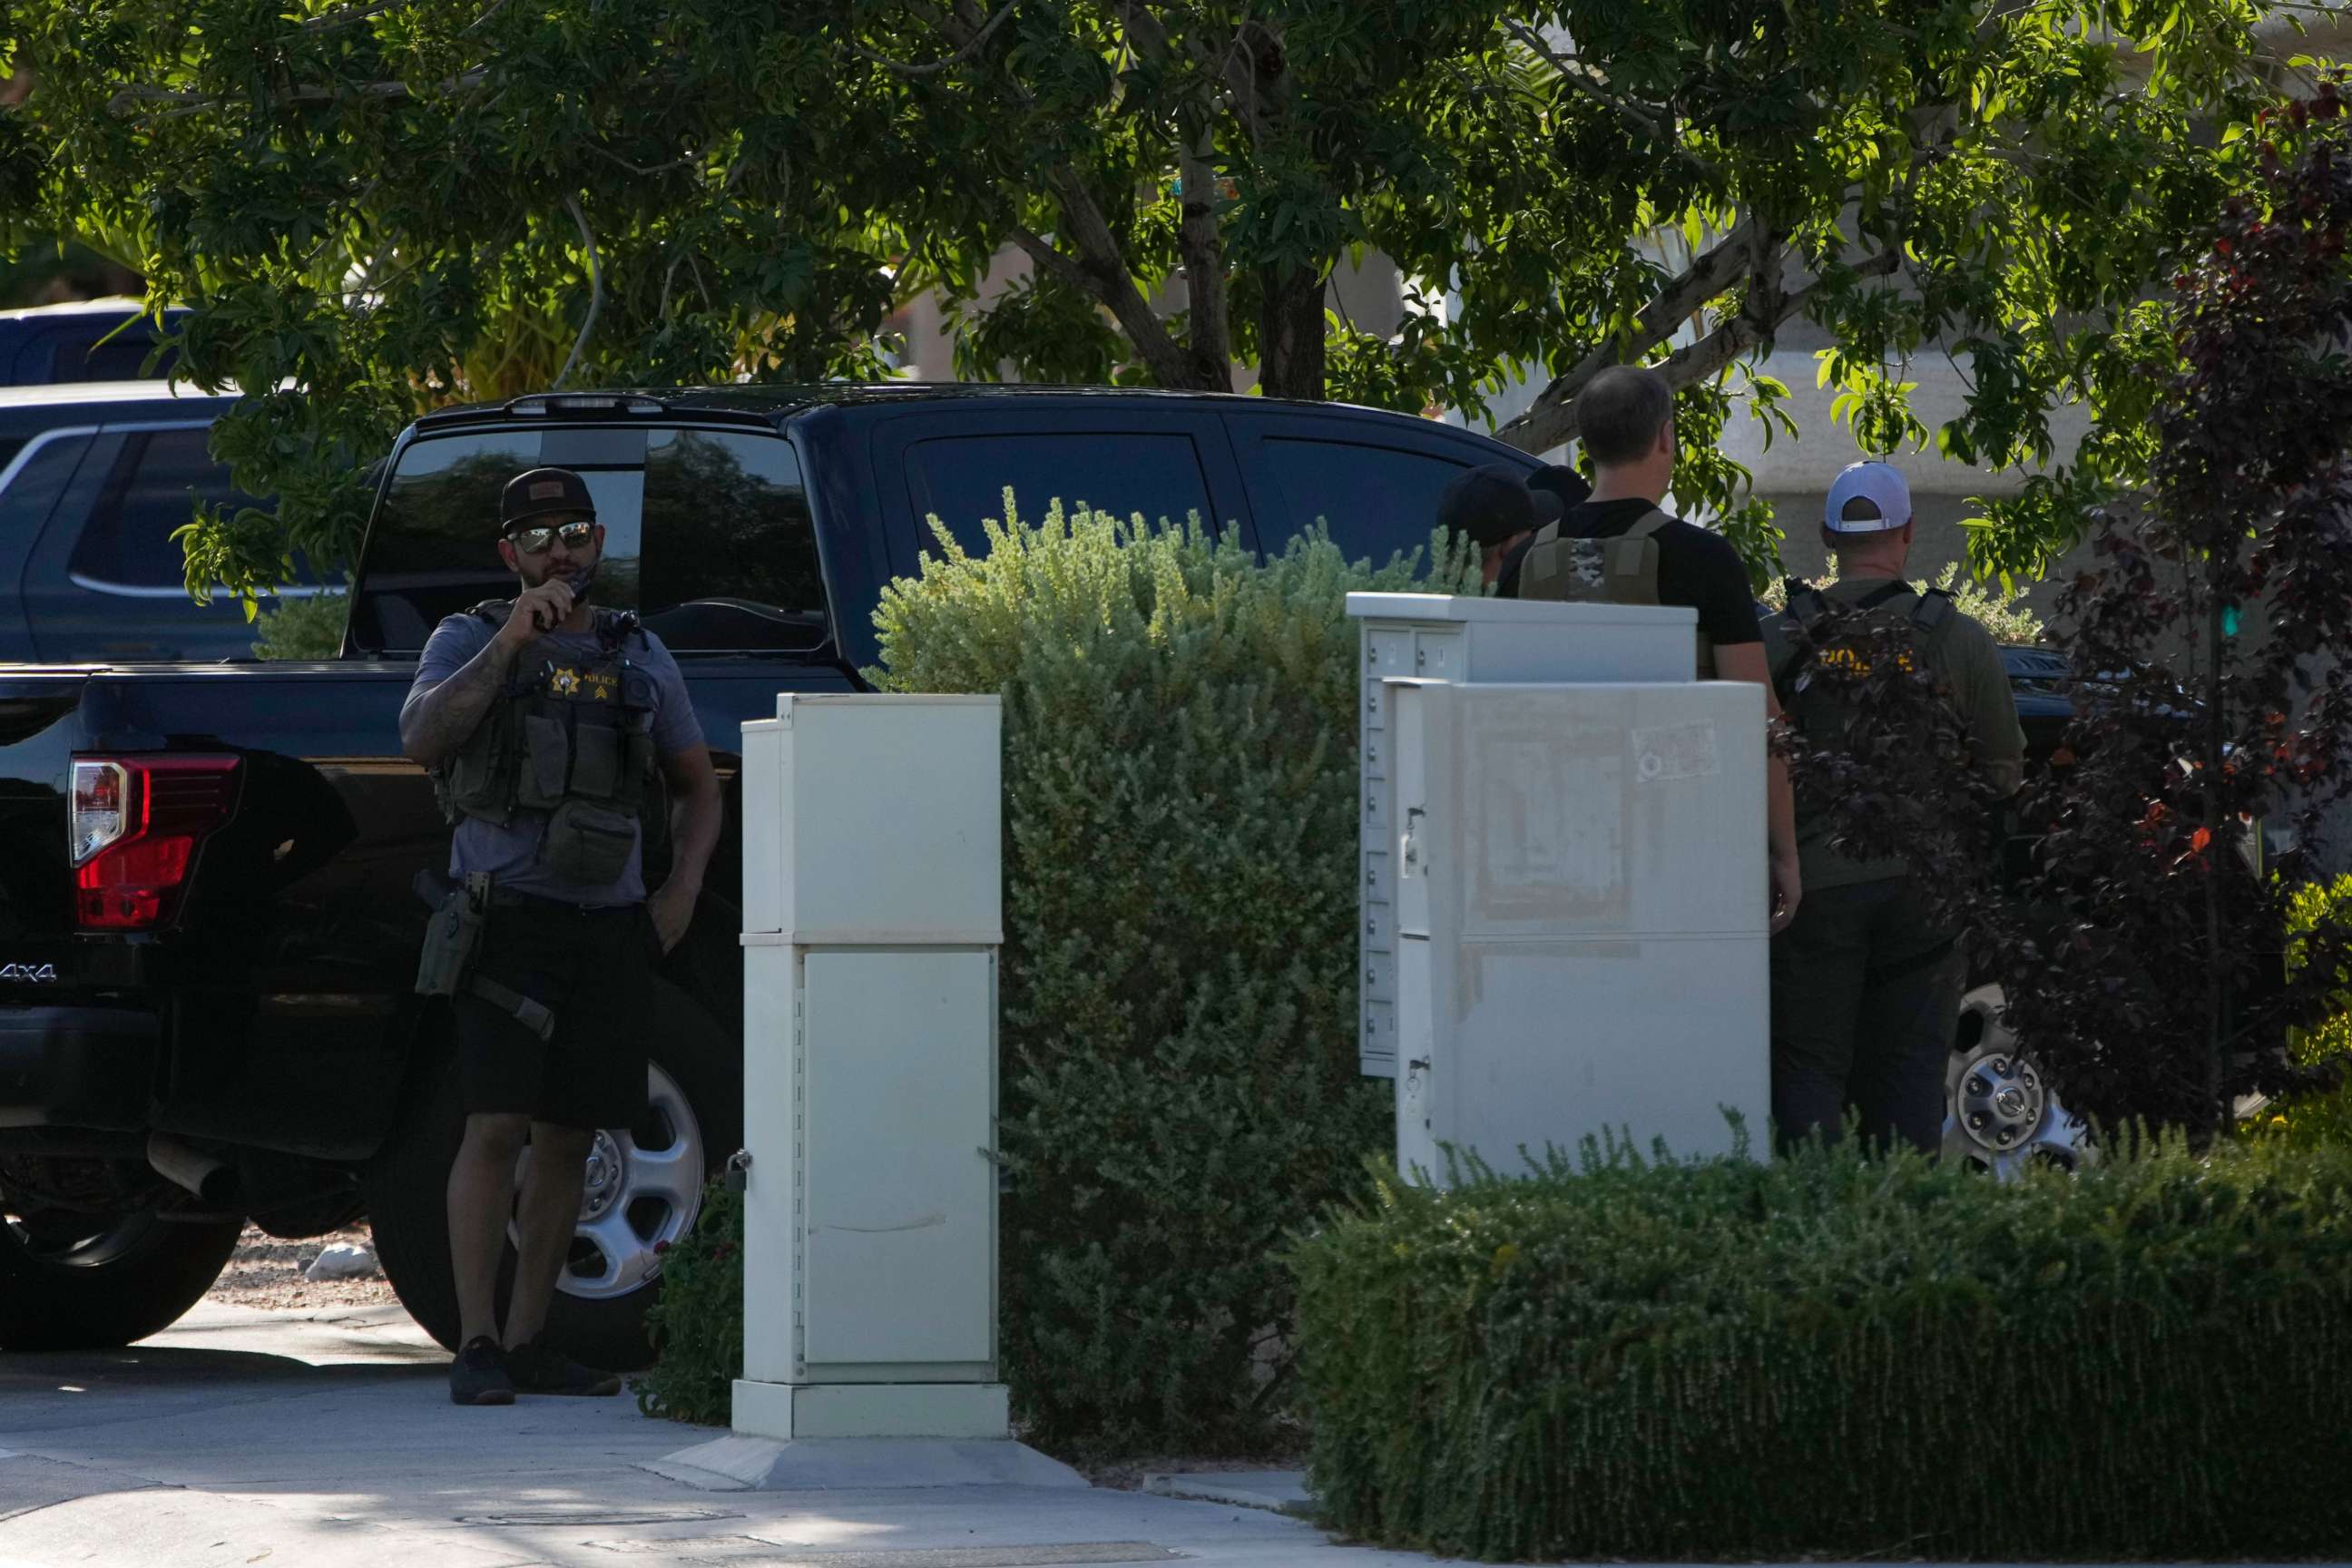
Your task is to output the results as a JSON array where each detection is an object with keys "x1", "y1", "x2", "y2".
[
  {"x1": 509, "y1": 1060, "x2": 706, "y2": 1301},
  {"x1": 1943, "y1": 984, "x2": 2092, "y2": 1180}
]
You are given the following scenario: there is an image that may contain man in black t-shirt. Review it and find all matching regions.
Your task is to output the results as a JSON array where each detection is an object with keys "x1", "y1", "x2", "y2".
[{"x1": 1499, "y1": 366, "x2": 1801, "y2": 933}]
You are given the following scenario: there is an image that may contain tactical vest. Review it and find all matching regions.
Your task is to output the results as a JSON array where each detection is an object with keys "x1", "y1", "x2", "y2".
[
  {"x1": 1514, "y1": 508, "x2": 1715, "y2": 678},
  {"x1": 1763, "y1": 580, "x2": 1960, "y2": 748},
  {"x1": 434, "y1": 603, "x2": 659, "y2": 887}
]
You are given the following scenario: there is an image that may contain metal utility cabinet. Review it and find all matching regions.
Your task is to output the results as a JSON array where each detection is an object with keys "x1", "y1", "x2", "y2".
[
  {"x1": 735, "y1": 694, "x2": 1007, "y2": 1441},
  {"x1": 1347, "y1": 593, "x2": 1700, "y2": 1078},
  {"x1": 1387, "y1": 678, "x2": 1769, "y2": 1179}
]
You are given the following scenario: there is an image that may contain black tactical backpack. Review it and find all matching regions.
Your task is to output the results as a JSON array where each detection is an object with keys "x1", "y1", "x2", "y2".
[{"x1": 1762, "y1": 580, "x2": 1960, "y2": 746}]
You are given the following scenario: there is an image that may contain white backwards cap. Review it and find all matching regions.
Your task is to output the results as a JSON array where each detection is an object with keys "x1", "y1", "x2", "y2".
[{"x1": 1823, "y1": 461, "x2": 1912, "y2": 534}]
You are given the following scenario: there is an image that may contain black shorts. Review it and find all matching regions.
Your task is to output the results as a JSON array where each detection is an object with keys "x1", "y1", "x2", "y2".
[{"x1": 456, "y1": 895, "x2": 655, "y2": 1132}]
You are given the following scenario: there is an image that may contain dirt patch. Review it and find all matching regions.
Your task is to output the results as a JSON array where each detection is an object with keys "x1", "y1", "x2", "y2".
[
  {"x1": 205, "y1": 1221, "x2": 406, "y2": 1312},
  {"x1": 1080, "y1": 1451, "x2": 1312, "y2": 1491}
]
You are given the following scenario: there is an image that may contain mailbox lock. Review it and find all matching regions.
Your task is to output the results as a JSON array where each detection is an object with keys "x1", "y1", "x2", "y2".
[{"x1": 724, "y1": 1148, "x2": 754, "y2": 1193}]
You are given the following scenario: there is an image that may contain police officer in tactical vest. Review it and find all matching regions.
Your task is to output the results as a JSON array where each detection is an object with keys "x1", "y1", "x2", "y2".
[
  {"x1": 399, "y1": 466, "x2": 722, "y2": 1406},
  {"x1": 1766, "y1": 462, "x2": 2023, "y2": 1156},
  {"x1": 1500, "y1": 366, "x2": 1804, "y2": 933}
]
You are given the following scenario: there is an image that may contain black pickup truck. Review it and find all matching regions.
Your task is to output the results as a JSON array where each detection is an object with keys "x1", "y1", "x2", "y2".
[{"x1": 0, "y1": 383, "x2": 1538, "y2": 1364}]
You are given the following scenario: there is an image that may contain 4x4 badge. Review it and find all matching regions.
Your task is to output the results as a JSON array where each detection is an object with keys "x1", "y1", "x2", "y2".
[{"x1": 0, "y1": 963, "x2": 58, "y2": 984}]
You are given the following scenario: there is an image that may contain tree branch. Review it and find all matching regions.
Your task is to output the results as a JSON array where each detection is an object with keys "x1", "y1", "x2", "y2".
[
  {"x1": 936, "y1": 5, "x2": 1199, "y2": 387},
  {"x1": 113, "y1": 67, "x2": 485, "y2": 116},
  {"x1": 852, "y1": 0, "x2": 1024, "y2": 76},
  {"x1": 1502, "y1": 21, "x2": 1720, "y2": 182},
  {"x1": 1174, "y1": 127, "x2": 1230, "y2": 381},
  {"x1": 586, "y1": 145, "x2": 699, "y2": 177},
  {"x1": 1494, "y1": 238, "x2": 1899, "y2": 455},
  {"x1": 1124, "y1": 3, "x2": 1273, "y2": 147},
  {"x1": 554, "y1": 194, "x2": 603, "y2": 390},
  {"x1": 1494, "y1": 216, "x2": 1762, "y2": 450}
]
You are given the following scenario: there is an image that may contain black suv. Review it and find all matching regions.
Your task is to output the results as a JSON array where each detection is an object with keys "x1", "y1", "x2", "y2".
[{"x1": 0, "y1": 381, "x2": 307, "y2": 662}]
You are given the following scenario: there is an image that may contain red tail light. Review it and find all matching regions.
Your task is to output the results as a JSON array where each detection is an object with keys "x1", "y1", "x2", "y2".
[{"x1": 70, "y1": 754, "x2": 243, "y2": 930}]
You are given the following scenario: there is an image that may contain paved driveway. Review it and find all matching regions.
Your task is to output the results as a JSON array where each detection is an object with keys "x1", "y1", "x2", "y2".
[{"x1": 0, "y1": 1302, "x2": 1440, "y2": 1568}]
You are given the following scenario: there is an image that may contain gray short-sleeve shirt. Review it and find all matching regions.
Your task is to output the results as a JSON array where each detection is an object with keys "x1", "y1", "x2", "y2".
[{"x1": 405, "y1": 610, "x2": 705, "y2": 906}]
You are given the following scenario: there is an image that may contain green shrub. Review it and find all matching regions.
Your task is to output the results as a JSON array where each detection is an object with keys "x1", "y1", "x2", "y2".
[
  {"x1": 870, "y1": 496, "x2": 1480, "y2": 1455},
  {"x1": 1291, "y1": 1133, "x2": 2352, "y2": 1561},
  {"x1": 632, "y1": 1178, "x2": 741, "y2": 1426},
  {"x1": 2286, "y1": 873, "x2": 2352, "y2": 1067},
  {"x1": 250, "y1": 585, "x2": 349, "y2": 659},
  {"x1": 2248, "y1": 1082, "x2": 2352, "y2": 1149}
]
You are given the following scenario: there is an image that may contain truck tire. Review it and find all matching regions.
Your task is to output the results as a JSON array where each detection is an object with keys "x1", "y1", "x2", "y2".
[
  {"x1": 0, "y1": 1207, "x2": 245, "y2": 1351},
  {"x1": 366, "y1": 974, "x2": 740, "y2": 1372}
]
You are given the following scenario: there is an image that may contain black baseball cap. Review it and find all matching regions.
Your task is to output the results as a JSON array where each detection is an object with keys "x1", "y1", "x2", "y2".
[
  {"x1": 1437, "y1": 464, "x2": 1565, "y2": 548},
  {"x1": 499, "y1": 466, "x2": 596, "y2": 533},
  {"x1": 1526, "y1": 462, "x2": 1592, "y2": 512}
]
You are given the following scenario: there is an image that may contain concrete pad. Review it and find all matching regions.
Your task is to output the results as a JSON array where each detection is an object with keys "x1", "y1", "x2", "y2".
[
  {"x1": 651, "y1": 1434, "x2": 1087, "y2": 1491},
  {"x1": 1140, "y1": 1470, "x2": 1314, "y2": 1518},
  {"x1": 0, "y1": 1305, "x2": 1450, "y2": 1567}
]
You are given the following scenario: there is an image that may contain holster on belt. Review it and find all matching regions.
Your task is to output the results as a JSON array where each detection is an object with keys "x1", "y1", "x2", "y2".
[{"x1": 412, "y1": 870, "x2": 556, "y2": 1044}]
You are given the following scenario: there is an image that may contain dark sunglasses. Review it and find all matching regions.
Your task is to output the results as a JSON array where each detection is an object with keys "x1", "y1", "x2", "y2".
[{"x1": 505, "y1": 519, "x2": 596, "y2": 554}]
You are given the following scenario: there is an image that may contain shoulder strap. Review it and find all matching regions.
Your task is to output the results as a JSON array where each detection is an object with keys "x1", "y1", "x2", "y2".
[
  {"x1": 1907, "y1": 585, "x2": 1958, "y2": 644},
  {"x1": 1596, "y1": 510, "x2": 1668, "y2": 607},
  {"x1": 468, "y1": 598, "x2": 512, "y2": 624},
  {"x1": 1787, "y1": 583, "x2": 1833, "y2": 630}
]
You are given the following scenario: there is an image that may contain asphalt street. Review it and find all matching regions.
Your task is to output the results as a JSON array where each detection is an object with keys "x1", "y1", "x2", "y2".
[{"x1": 0, "y1": 1302, "x2": 1436, "y2": 1568}]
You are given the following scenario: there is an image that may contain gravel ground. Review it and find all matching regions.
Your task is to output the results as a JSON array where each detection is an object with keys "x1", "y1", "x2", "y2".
[{"x1": 204, "y1": 1222, "x2": 405, "y2": 1311}]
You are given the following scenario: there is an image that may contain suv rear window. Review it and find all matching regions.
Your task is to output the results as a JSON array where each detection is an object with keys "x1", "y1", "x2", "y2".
[
  {"x1": 353, "y1": 425, "x2": 827, "y2": 656},
  {"x1": 69, "y1": 426, "x2": 267, "y2": 590}
]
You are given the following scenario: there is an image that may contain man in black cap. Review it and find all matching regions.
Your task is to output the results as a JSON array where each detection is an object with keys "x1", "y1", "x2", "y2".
[
  {"x1": 398, "y1": 467, "x2": 722, "y2": 1406},
  {"x1": 1438, "y1": 462, "x2": 1589, "y2": 587}
]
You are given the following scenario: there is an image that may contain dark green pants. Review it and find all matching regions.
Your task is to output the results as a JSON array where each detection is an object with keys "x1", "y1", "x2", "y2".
[{"x1": 1769, "y1": 877, "x2": 1961, "y2": 1157}]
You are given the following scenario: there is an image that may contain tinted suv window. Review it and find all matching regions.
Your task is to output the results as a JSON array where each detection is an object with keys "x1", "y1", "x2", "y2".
[
  {"x1": 67, "y1": 426, "x2": 262, "y2": 590},
  {"x1": 905, "y1": 432, "x2": 1213, "y2": 556},
  {"x1": 1252, "y1": 436, "x2": 1472, "y2": 567},
  {"x1": 356, "y1": 425, "x2": 826, "y2": 655}
]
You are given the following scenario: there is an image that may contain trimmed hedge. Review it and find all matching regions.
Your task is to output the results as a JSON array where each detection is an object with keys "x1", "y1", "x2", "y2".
[
  {"x1": 1291, "y1": 1133, "x2": 2352, "y2": 1561},
  {"x1": 871, "y1": 497, "x2": 1478, "y2": 1454}
]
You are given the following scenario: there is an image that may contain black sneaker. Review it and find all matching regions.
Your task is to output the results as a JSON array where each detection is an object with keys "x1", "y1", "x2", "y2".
[
  {"x1": 505, "y1": 1335, "x2": 622, "y2": 1396},
  {"x1": 448, "y1": 1336, "x2": 514, "y2": 1406}
]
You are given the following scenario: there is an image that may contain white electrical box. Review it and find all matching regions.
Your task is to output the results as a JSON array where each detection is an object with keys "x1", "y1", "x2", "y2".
[
  {"x1": 1346, "y1": 593, "x2": 1700, "y2": 1076},
  {"x1": 736, "y1": 694, "x2": 1009, "y2": 1442},
  {"x1": 1388, "y1": 680, "x2": 1769, "y2": 1181},
  {"x1": 739, "y1": 695, "x2": 1002, "y2": 944}
]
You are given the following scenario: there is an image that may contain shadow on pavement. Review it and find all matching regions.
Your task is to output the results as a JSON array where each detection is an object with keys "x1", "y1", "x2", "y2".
[{"x1": 1, "y1": 1345, "x2": 444, "y2": 1389}]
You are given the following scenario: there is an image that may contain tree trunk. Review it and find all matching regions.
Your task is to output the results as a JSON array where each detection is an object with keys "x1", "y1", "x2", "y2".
[{"x1": 1255, "y1": 263, "x2": 1326, "y2": 401}]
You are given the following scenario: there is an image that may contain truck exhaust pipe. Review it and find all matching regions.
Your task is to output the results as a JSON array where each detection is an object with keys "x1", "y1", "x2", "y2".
[{"x1": 146, "y1": 1133, "x2": 242, "y2": 1208}]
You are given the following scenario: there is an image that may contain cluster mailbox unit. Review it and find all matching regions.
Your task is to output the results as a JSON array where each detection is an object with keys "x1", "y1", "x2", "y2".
[
  {"x1": 1347, "y1": 593, "x2": 1771, "y2": 1181},
  {"x1": 734, "y1": 693, "x2": 1009, "y2": 1441}
]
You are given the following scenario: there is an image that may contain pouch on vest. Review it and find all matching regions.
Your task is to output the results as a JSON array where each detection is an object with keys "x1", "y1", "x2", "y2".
[
  {"x1": 1517, "y1": 508, "x2": 1668, "y2": 606},
  {"x1": 1514, "y1": 508, "x2": 1715, "y2": 676},
  {"x1": 569, "y1": 716, "x2": 626, "y2": 800},
  {"x1": 517, "y1": 709, "x2": 570, "y2": 810},
  {"x1": 545, "y1": 798, "x2": 636, "y2": 885}
]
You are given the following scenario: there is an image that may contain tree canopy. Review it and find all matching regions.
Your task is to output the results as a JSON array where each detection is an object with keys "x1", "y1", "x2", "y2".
[{"x1": 0, "y1": 1, "x2": 2310, "y2": 603}]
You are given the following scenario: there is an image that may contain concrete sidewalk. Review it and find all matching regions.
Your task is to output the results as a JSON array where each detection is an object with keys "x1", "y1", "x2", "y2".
[{"x1": 0, "y1": 1301, "x2": 1432, "y2": 1568}]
